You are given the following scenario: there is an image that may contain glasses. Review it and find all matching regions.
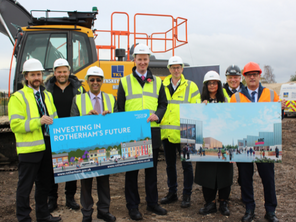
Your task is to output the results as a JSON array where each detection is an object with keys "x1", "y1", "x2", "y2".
[
  {"x1": 89, "y1": 78, "x2": 102, "y2": 82},
  {"x1": 245, "y1": 73, "x2": 259, "y2": 78},
  {"x1": 170, "y1": 66, "x2": 182, "y2": 70},
  {"x1": 208, "y1": 81, "x2": 218, "y2": 86}
]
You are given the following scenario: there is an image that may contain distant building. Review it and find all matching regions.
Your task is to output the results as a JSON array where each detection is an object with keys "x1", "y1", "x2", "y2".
[
  {"x1": 89, "y1": 149, "x2": 106, "y2": 162},
  {"x1": 204, "y1": 137, "x2": 222, "y2": 149},
  {"x1": 121, "y1": 139, "x2": 152, "y2": 158},
  {"x1": 52, "y1": 153, "x2": 69, "y2": 167},
  {"x1": 237, "y1": 123, "x2": 282, "y2": 151}
]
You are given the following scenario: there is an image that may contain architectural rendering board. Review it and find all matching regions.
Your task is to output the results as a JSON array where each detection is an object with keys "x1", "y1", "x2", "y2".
[
  {"x1": 180, "y1": 103, "x2": 282, "y2": 163},
  {"x1": 49, "y1": 110, "x2": 152, "y2": 183}
]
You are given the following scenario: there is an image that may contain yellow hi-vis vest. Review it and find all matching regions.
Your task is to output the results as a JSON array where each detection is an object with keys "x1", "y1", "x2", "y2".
[
  {"x1": 75, "y1": 92, "x2": 115, "y2": 115},
  {"x1": 121, "y1": 74, "x2": 162, "y2": 128},
  {"x1": 161, "y1": 74, "x2": 201, "y2": 143},
  {"x1": 8, "y1": 85, "x2": 58, "y2": 154}
]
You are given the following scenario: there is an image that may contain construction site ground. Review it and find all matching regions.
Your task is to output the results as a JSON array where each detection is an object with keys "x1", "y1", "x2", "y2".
[{"x1": 1, "y1": 116, "x2": 296, "y2": 222}]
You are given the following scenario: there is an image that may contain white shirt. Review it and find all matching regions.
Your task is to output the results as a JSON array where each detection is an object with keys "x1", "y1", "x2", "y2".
[
  {"x1": 171, "y1": 78, "x2": 181, "y2": 91},
  {"x1": 228, "y1": 85, "x2": 240, "y2": 93},
  {"x1": 135, "y1": 69, "x2": 147, "y2": 80},
  {"x1": 247, "y1": 87, "x2": 259, "y2": 103},
  {"x1": 89, "y1": 91, "x2": 103, "y2": 114}
]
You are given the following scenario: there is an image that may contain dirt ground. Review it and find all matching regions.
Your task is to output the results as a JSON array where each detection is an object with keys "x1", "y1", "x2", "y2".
[{"x1": 1, "y1": 117, "x2": 296, "y2": 222}]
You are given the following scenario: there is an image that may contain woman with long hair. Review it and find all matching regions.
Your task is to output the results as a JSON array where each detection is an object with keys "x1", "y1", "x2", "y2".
[{"x1": 195, "y1": 71, "x2": 233, "y2": 216}]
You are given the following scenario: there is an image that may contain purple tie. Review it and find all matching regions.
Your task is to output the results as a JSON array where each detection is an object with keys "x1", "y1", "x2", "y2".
[
  {"x1": 94, "y1": 97, "x2": 101, "y2": 114},
  {"x1": 141, "y1": 75, "x2": 145, "y2": 81}
]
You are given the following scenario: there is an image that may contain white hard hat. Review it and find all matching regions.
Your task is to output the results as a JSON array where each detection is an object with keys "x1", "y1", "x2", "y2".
[
  {"x1": 22, "y1": 58, "x2": 44, "y2": 73},
  {"x1": 53, "y1": 58, "x2": 71, "y2": 71},
  {"x1": 203, "y1": 71, "x2": 221, "y2": 83},
  {"x1": 133, "y1": 44, "x2": 151, "y2": 57},
  {"x1": 85, "y1": 66, "x2": 104, "y2": 80},
  {"x1": 167, "y1": 56, "x2": 184, "y2": 69}
]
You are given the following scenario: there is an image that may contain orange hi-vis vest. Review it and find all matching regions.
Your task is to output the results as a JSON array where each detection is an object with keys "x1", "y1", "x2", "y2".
[{"x1": 230, "y1": 88, "x2": 279, "y2": 103}]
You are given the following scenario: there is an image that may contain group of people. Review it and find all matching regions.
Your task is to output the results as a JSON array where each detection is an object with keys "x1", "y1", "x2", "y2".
[{"x1": 8, "y1": 43, "x2": 285, "y2": 222}]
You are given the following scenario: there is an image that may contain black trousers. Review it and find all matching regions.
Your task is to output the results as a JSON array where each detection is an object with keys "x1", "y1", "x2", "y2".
[
  {"x1": 48, "y1": 180, "x2": 77, "y2": 198},
  {"x1": 202, "y1": 186, "x2": 231, "y2": 203},
  {"x1": 16, "y1": 137, "x2": 53, "y2": 222},
  {"x1": 237, "y1": 163, "x2": 277, "y2": 212},
  {"x1": 80, "y1": 175, "x2": 110, "y2": 217},
  {"x1": 125, "y1": 148, "x2": 159, "y2": 210}
]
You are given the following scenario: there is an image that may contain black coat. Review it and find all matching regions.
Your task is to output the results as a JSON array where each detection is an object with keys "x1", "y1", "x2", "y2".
[
  {"x1": 195, "y1": 162, "x2": 233, "y2": 190},
  {"x1": 117, "y1": 67, "x2": 167, "y2": 149}
]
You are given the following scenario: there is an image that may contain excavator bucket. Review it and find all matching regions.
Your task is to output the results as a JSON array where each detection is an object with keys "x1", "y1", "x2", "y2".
[{"x1": 0, "y1": 0, "x2": 31, "y2": 44}]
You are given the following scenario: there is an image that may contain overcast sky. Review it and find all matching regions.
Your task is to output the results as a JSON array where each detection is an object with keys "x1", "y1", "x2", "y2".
[{"x1": 1, "y1": 0, "x2": 296, "y2": 91}]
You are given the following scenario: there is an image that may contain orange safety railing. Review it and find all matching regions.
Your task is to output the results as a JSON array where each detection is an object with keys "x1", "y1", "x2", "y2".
[{"x1": 94, "y1": 12, "x2": 188, "y2": 61}]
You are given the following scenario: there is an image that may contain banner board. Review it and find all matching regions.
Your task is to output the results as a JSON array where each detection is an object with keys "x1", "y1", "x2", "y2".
[
  {"x1": 180, "y1": 103, "x2": 282, "y2": 163},
  {"x1": 49, "y1": 110, "x2": 153, "y2": 183}
]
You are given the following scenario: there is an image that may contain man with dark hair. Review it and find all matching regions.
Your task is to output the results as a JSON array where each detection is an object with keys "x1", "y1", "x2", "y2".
[{"x1": 45, "y1": 58, "x2": 85, "y2": 212}]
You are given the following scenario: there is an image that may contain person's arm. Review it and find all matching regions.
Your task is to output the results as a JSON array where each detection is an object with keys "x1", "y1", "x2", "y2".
[
  {"x1": 9, "y1": 95, "x2": 42, "y2": 133},
  {"x1": 117, "y1": 81, "x2": 126, "y2": 112},
  {"x1": 190, "y1": 82, "x2": 201, "y2": 104},
  {"x1": 70, "y1": 96, "x2": 80, "y2": 117}
]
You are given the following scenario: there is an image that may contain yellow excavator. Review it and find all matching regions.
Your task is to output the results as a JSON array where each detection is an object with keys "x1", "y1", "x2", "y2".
[{"x1": 0, "y1": 0, "x2": 192, "y2": 164}]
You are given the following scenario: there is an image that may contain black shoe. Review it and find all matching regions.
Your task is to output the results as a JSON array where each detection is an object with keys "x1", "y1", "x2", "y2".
[
  {"x1": 199, "y1": 202, "x2": 217, "y2": 215},
  {"x1": 66, "y1": 195, "x2": 80, "y2": 210},
  {"x1": 97, "y1": 212, "x2": 116, "y2": 222},
  {"x1": 147, "y1": 204, "x2": 167, "y2": 215},
  {"x1": 219, "y1": 201, "x2": 230, "y2": 216},
  {"x1": 82, "y1": 216, "x2": 92, "y2": 222},
  {"x1": 47, "y1": 197, "x2": 57, "y2": 213},
  {"x1": 160, "y1": 192, "x2": 178, "y2": 204},
  {"x1": 181, "y1": 194, "x2": 191, "y2": 208},
  {"x1": 37, "y1": 214, "x2": 61, "y2": 222},
  {"x1": 264, "y1": 212, "x2": 279, "y2": 222},
  {"x1": 129, "y1": 208, "x2": 143, "y2": 220},
  {"x1": 242, "y1": 210, "x2": 255, "y2": 222}
]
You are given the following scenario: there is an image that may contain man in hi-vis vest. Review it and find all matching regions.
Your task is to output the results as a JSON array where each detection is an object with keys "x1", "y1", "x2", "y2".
[
  {"x1": 70, "y1": 66, "x2": 117, "y2": 222},
  {"x1": 160, "y1": 56, "x2": 201, "y2": 208},
  {"x1": 8, "y1": 58, "x2": 61, "y2": 222},
  {"x1": 117, "y1": 44, "x2": 168, "y2": 220}
]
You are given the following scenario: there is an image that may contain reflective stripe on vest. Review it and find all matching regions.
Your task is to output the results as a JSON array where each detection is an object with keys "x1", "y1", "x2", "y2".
[
  {"x1": 19, "y1": 90, "x2": 32, "y2": 132},
  {"x1": 168, "y1": 81, "x2": 198, "y2": 105},
  {"x1": 125, "y1": 75, "x2": 158, "y2": 100},
  {"x1": 122, "y1": 74, "x2": 160, "y2": 128},
  {"x1": 16, "y1": 140, "x2": 44, "y2": 147},
  {"x1": 160, "y1": 125, "x2": 180, "y2": 130}
]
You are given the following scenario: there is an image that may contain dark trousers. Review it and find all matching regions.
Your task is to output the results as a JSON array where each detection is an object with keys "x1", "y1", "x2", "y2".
[
  {"x1": 163, "y1": 139, "x2": 193, "y2": 195},
  {"x1": 48, "y1": 180, "x2": 77, "y2": 198},
  {"x1": 202, "y1": 186, "x2": 231, "y2": 203},
  {"x1": 16, "y1": 137, "x2": 53, "y2": 222},
  {"x1": 125, "y1": 148, "x2": 159, "y2": 210},
  {"x1": 237, "y1": 163, "x2": 277, "y2": 212},
  {"x1": 80, "y1": 175, "x2": 110, "y2": 217}
]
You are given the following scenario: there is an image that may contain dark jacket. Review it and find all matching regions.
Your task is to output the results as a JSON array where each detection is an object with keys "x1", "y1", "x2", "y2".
[
  {"x1": 117, "y1": 67, "x2": 168, "y2": 149},
  {"x1": 44, "y1": 74, "x2": 85, "y2": 95},
  {"x1": 223, "y1": 82, "x2": 245, "y2": 97}
]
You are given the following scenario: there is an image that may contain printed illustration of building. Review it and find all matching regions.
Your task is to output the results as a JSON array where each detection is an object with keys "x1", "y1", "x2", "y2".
[
  {"x1": 204, "y1": 137, "x2": 222, "y2": 149},
  {"x1": 52, "y1": 153, "x2": 69, "y2": 167},
  {"x1": 89, "y1": 149, "x2": 106, "y2": 162},
  {"x1": 121, "y1": 139, "x2": 152, "y2": 158},
  {"x1": 180, "y1": 118, "x2": 203, "y2": 148},
  {"x1": 237, "y1": 123, "x2": 282, "y2": 151}
]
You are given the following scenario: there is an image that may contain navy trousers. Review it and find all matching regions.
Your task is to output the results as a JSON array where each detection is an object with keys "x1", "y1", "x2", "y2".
[
  {"x1": 125, "y1": 148, "x2": 159, "y2": 210},
  {"x1": 162, "y1": 139, "x2": 193, "y2": 195},
  {"x1": 237, "y1": 162, "x2": 277, "y2": 212}
]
